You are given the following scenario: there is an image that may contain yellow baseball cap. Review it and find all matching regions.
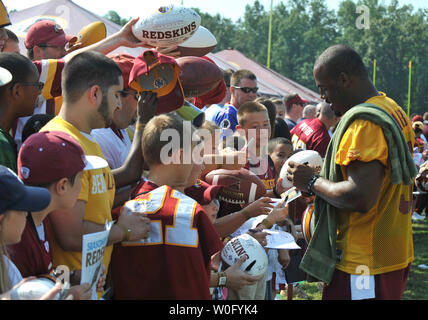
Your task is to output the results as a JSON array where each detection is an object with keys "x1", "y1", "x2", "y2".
[
  {"x1": 68, "y1": 21, "x2": 106, "y2": 51},
  {"x1": 0, "y1": 0, "x2": 11, "y2": 28}
]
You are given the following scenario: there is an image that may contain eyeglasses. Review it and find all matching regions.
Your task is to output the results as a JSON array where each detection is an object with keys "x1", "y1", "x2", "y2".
[
  {"x1": 12, "y1": 82, "x2": 45, "y2": 92},
  {"x1": 119, "y1": 90, "x2": 140, "y2": 101},
  {"x1": 36, "y1": 44, "x2": 64, "y2": 50},
  {"x1": 232, "y1": 86, "x2": 259, "y2": 94}
]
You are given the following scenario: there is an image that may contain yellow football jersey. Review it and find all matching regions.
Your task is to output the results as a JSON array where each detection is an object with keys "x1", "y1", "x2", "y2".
[{"x1": 334, "y1": 92, "x2": 415, "y2": 275}]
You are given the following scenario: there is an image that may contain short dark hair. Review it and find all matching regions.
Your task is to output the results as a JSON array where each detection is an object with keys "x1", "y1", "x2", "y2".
[
  {"x1": 32, "y1": 173, "x2": 78, "y2": 189},
  {"x1": 0, "y1": 53, "x2": 36, "y2": 99},
  {"x1": 283, "y1": 94, "x2": 301, "y2": 113},
  {"x1": 62, "y1": 51, "x2": 122, "y2": 104},
  {"x1": 5, "y1": 29, "x2": 18, "y2": 42},
  {"x1": 27, "y1": 48, "x2": 34, "y2": 60},
  {"x1": 268, "y1": 137, "x2": 292, "y2": 154},
  {"x1": 273, "y1": 117, "x2": 291, "y2": 140},
  {"x1": 314, "y1": 44, "x2": 368, "y2": 79},
  {"x1": 223, "y1": 69, "x2": 235, "y2": 88},
  {"x1": 231, "y1": 69, "x2": 256, "y2": 87},
  {"x1": 22, "y1": 114, "x2": 55, "y2": 143},
  {"x1": 256, "y1": 98, "x2": 277, "y2": 137}
]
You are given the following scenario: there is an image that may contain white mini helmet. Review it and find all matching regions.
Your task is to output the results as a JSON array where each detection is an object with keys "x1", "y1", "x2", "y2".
[
  {"x1": 221, "y1": 233, "x2": 268, "y2": 277},
  {"x1": 280, "y1": 150, "x2": 323, "y2": 189},
  {"x1": 10, "y1": 276, "x2": 59, "y2": 300}
]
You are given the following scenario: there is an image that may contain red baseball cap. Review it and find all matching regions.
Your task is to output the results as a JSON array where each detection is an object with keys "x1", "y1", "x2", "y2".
[
  {"x1": 25, "y1": 20, "x2": 76, "y2": 49},
  {"x1": 285, "y1": 94, "x2": 308, "y2": 107},
  {"x1": 109, "y1": 53, "x2": 135, "y2": 90},
  {"x1": 185, "y1": 179, "x2": 222, "y2": 205},
  {"x1": 129, "y1": 50, "x2": 184, "y2": 115},
  {"x1": 412, "y1": 115, "x2": 424, "y2": 123},
  {"x1": 18, "y1": 131, "x2": 108, "y2": 185}
]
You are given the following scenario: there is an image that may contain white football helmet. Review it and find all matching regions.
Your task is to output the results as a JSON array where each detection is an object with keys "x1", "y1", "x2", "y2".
[
  {"x1": 280, "y1": 150, "x2": 323, "y2": 189},
  {"x1": 221, "y1": 233, "x2": 268, "y2": 277}
]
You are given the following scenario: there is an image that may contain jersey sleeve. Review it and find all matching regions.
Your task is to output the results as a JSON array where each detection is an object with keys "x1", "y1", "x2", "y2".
[
  {"x1": 335, "y1": 119, "x2": 388, "y2": 167},
  {"x1": 310, "y1": 131, "x2": 330, "y2": 158},
  {"x1": 78, "y1": 170, "x2": 91, "y2": 203},
  {"x1": 33, "y1": 59, "x2": 65, "y2": 100},
  {"x1": 196, "y1": 206, "x2": 223, "y2": 265}
]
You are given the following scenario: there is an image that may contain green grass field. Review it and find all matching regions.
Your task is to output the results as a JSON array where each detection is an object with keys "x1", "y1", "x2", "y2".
[
  {"x1": 289, "y1": 218, "x2": 428, "y2": 300},
  {"x1": 403, "y1": 218, "x2": 428, "y2": 300}
]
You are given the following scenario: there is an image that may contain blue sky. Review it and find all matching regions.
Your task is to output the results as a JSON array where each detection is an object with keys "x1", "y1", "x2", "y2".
[{"x1": 5, "y1": 0, "x2": 426, "y2": 22}]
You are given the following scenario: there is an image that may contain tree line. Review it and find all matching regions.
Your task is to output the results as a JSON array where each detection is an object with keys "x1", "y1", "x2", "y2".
[{"x1": 104, "y1": 0, "x2": 428, "y2": 115}]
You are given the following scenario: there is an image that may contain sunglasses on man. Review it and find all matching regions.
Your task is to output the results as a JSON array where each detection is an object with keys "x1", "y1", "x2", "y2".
[{"x1": 232, "y1": 86, "x2": 259, "y2": 94}]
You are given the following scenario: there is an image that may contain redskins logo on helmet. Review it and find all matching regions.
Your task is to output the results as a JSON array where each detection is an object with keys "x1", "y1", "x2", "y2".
[
  {"x1": 302, "y1": 204, "x2": 315, "y2": 244},
  {"x1": 416, "y1": 161, "x2": 428, "y2": 193}
]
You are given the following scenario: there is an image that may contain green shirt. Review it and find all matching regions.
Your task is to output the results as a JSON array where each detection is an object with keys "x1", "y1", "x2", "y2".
[{"x1": 0, "y1": 127, "x2": 18, "y2": 173}]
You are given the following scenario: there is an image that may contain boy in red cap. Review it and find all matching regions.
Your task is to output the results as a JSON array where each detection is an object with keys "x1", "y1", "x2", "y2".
[{"x1": 9, "y1": 131, "x2": 109, "y2": 299}]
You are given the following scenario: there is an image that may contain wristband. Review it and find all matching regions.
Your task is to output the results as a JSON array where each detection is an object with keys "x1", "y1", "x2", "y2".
[
  {"x1": 307, "y1": 175, "x2": 320, "y2": 196},
  {"x1": 117, "y1": 223, "x2": 131, "y2": 242},
  {"x1": 261, "y1": 218, "x2": 273, "y2": 229},
  {"x1": 218, "y1": 271, "x2": 227, "y2": 287}
]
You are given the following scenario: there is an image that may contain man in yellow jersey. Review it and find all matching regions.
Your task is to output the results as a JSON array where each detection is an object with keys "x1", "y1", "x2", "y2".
[
  {"x1": 41, "y1": 51, "x2": 155, "y2": 294},
  {"x1": 287, "y1": 45, "x2": 416, "y2": 300}
]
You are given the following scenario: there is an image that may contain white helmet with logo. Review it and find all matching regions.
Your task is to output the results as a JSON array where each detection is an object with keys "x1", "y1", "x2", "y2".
[
  {"x1": 280, "y1": 150, "x2": 323, "y2": 189},
  {"x1": 221, "y1": 233, "x2": 268, "y2": 277}
]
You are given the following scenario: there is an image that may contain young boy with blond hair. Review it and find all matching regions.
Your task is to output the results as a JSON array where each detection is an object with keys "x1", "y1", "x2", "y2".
[{"x1": 111, "y1": 113, "x2": 223, "y2": 300}]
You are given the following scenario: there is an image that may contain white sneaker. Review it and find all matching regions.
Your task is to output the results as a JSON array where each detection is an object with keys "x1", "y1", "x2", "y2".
[
  {"x1": 412, "y1": 212, "x2": 425, "y2": 221},
  {"x1": 418, "y1": 264, "x2": 428, "y2": 270}
]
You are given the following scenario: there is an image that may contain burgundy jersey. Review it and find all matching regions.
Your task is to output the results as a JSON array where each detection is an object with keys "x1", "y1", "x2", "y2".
[
  {"x1": 8, "y1": 215, "x2": 53, "y2": 278},
  {"x1": 290, "y1": 118, "x2": 331, "y2": 157},
  {"x1": 218, "y1": 156, "x2": 276, "y2": 219},
  {"x1": 244, "y1": 155, "x2": 276, "y2": 192},
  {"x1": 111, "y1": 181, "x2": 223, "y2": 300},
  {"x1": 33, "y1": 59, "x2": 65, "y2": 115}
]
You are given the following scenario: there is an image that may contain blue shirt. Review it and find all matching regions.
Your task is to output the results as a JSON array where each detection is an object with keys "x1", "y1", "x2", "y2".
[
  {"x1": 284, "y1": 118, "x2": 297, "y2": 131},
  {"x1": 204, "y1": 104, "x2": 224, "y2": 123},
  {"x1": 214, "y1": 103, "x2": 238, "y2": 138}
]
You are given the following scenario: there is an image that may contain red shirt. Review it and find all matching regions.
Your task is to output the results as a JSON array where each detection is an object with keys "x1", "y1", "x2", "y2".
[
  {"x1": 218, "y1": 156, "x2": 276, "y2": 219},
  {"x1": 111, "y1": 180, "x2": 223, "y2": 300},
  {"x1": 290, "y1": 118, "x2": 331, "y2": 157},
  {"x1": 244, "y1": 155, "x2": 276, "y2": 192},
  {"x1": 33, "y1": 59, "x2": 65, "y2": 115},
  {"x1": 8, "y1": 215, "x2": 53, "y2": 278}
]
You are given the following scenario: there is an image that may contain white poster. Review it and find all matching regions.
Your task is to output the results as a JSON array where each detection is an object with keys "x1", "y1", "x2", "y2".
[{"x1": 81, "y1": 221, "x2": 114, "y2": 300}]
